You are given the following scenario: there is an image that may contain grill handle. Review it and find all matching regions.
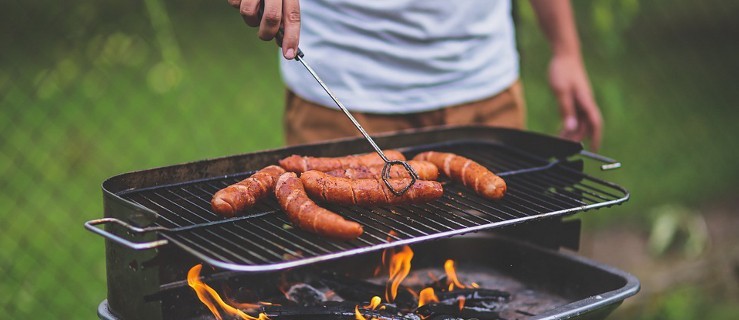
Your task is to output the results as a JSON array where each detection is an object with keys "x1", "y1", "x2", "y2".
[
  {"x1": 84, "y1": 218, "x2": 169, "y2": 250},
  {"x1": 579, "y1": 150, "x2": 622, "y2": 170}
]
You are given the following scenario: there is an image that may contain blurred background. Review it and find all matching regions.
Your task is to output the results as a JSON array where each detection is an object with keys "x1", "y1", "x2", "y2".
[{"x1": 1, "y1": 0, "x2": 737, "y2": 318}]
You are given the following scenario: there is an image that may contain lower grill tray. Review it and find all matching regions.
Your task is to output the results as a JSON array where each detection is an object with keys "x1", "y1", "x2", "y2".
[{"x1": 97, "y1": 235, "x2": 640, "y2": 320}]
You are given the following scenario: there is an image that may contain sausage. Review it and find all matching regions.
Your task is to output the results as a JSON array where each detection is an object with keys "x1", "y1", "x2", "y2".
[
  {"x1": 275, "y1": 172, "x2": 363, "y2": 240},
  {"x1": 300, "y1": 170, "x2": 444, "y2": 206},
  {"x1": 413, "y1": 151, "x2": 506, "y2": 200},
  {"x1": 324, "y1": 160, "x2": 439, "y2": 180},
  {"x1": 278, "y1": 150, "x2": 406, "y2": 173},
  {"x1": 211, "y1": 165, "x2": 286, "y2": 218}
]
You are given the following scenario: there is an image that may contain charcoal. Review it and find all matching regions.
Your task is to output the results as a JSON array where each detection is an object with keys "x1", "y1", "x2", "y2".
[
  {"x1": 424, "y1": 275, "x2": 449, "y2": 291},
  {"x1": 415, "y1": 303, "x2": 502, "y2": 320},
  {"x1": 427, "y1": 316, "x2": 463, "y2": 320},
  {"x1": 319, "y1": 272, "x2": 416, "y2": 310},
  {"x1": 261, "y1": 301, "x2": 406, "y2": 320},
  {"x1": 437, "y1": 288, "x2": 510, "y2": 304},
  {"x1": 285, "y1": 283, "x2": 326, "y2": 307}
]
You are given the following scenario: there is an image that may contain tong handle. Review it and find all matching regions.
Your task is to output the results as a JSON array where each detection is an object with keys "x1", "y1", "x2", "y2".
[
  {"x1": 256, "y1": 0, "x2": 416, "y2": 195},
  {"x1": 84, "y1": 218, "x2": 169, "y2": 250}
]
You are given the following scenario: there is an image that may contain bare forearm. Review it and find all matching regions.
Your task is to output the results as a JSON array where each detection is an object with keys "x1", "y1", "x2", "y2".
[
  {"x1": 529, "y1": 0, "x2": 581, "y2": 58},
  {"x1": 530, "y1": 0, "x2": 603, "y2": 150}
]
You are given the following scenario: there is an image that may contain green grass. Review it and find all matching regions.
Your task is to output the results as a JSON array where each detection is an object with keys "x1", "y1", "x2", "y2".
[{"x1": 1, "y1": 1, "x2": 737, "y2": 319}]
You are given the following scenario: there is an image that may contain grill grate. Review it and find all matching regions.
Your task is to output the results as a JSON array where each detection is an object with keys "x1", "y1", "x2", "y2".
[{"x1": 116, "y1": 142, "x2": 628, "y2": 271}]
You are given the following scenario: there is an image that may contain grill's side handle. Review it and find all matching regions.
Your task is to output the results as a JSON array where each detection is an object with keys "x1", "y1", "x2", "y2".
[
  {"x1": 579, "y1": 150, "x2": 622, "y2": 170},
  {"x1": 84, "y1": 218, "x2": 169, "y2": 250}
]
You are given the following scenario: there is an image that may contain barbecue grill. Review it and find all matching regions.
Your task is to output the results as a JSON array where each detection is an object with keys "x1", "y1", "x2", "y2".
[{"x1": 85, "y1": 125, "x2": 639, "y2": 320}]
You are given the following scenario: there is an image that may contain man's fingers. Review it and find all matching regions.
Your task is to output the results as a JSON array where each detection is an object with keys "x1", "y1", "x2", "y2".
[
  {"x1": 228, "y1": 0, "x2": 241, "y2": 9},
  {"x1": 240, "y1": 0, "x2": 260, "y2": 27},
  {"x1": 575, "y1": 88, "x2": 602, "y2": 150},
  {"x1": 555, "y1": 87, "x2": 578, "y2": 140},
  {"x1": 281, "y1": 0, "x2": 301, "y2": 59},
  {"x1": 258, "y1": 0, "x2": 283, "y2": 41}
]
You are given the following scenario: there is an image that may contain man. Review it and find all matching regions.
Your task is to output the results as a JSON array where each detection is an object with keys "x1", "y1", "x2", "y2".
[{"x1": 228, "y1": 0, "x2": 602, "y2": 150}]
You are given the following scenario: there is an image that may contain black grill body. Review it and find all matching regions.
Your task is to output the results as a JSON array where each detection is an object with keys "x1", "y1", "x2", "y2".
[{"x1": 92, "y1": 126, "x2": 637, "y2": 320}]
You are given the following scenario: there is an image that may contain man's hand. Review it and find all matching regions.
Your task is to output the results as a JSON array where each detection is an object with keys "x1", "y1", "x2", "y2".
[
  {"x1": 549, "y1": 53, "x2": 602, "y2": 150},
  {"x1": 228, "y1": 0, "x2": 301, "y2": 60},
  {"x1": 530, "y1": 0, "x2": 603, "y2": 150}
]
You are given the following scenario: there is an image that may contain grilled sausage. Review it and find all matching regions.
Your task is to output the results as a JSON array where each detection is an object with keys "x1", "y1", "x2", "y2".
[
  {"x1": 278, "y1": 150, "x2": 406, "y2": 173},
  {"x1": 413, "y1": 151, "x2": 506, "y2": 200},
  {"x1": 300, "y1": 170, "x2": 444, "y2": 206},
  {"x1": 211, "y1": 165, "x2": 286, "y2": 218},
  {"x1": 324, "y1": 160, "x2": 439, "y2": 181},
  {"x1": 275, "y1": 172, "x2": 363, "y2": 240}
]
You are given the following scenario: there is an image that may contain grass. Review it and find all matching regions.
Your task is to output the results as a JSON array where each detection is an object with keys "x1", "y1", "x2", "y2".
[{"x1": 0, "y1": 0, "x2": 737, "y2": 318}]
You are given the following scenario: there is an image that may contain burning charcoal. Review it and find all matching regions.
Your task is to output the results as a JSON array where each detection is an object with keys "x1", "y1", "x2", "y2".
[
  {"x1": 261, "y1": 301, "x2": 354, "y2": 319},
  {"x1": 437, "y1": 288, "x2": 510, "y2": 304},
  {"x1": 424, "y1": 275, "x2": 449, "y2": 292},
  {"x1": 319, "y1": 272, "x2": 416, "y2": 310},
  {"x1": 261, "y1": 301, "x2": 406, "y2": 320},
  {"x1": 285, "y1": 283, "x2": 326, "y2": 307},
  {"x1": 426, "y1": 316, "x2": 463, "y2": 320},
  {"x1": 415, "y1": 303, "x2": 502, "y2": 320}
]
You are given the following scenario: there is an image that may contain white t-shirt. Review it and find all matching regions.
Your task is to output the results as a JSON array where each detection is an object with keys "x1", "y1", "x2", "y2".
[{"x1": 279, "y1": 0, "x2": 519, "y2": 114}]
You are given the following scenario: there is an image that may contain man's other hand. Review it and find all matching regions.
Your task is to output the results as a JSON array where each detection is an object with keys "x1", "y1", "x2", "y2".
[{"x1": 549, "y1": 54, "x2": 603, "y2": 151}]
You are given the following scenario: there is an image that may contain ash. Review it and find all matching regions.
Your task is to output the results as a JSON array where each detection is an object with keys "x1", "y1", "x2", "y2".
[{"x1": 285, "y1": 283, "x2": 327, "y2": 307}]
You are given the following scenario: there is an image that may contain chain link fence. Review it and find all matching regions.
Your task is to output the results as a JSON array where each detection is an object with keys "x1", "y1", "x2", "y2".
[{"x1": 1, "y1": 0, "x2": 737, "y2": 319}]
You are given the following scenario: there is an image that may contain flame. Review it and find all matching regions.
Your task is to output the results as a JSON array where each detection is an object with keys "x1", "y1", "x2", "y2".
[
  {"x1": 355, "y1": 296, "x2": 383, "y2": 320},
  {"x1": 377, "y1": 230, "x2": 399, "y2": 276},
  {"x1": 226, "y1": 300, "x2": 279, "y2": 311},
  {"x1": 418, "y1": 287, "x2": 439, "y2": 308},
  {"x1": 354, "y1": 305, "x2": 368, "y2": 320},
  {"x1": 384, "y1": 245, "x2": 414, "y2": 302},
  {"x1": 444, "y1": 259, "x2": 466, "y2": 291},
  {"x1": 187, "y1": 264, "x2": 271, "y2": 320},
  {"x1": 225, "y1": 298, "x2": 260, "y2": 311},
  {"x1": 458, "y1": 295, "x2": 466, "y2": 311},
  {"x1": 364, "y1": 296, "x2": 382, "y2": 310}
]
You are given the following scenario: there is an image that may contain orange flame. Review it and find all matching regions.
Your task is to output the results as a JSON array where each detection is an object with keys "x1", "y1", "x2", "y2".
[
  {"x1": 364, "y1": 296, "x2": 382, "y2": 310},
  {"x1": 376, "y1": 230, "x2": 399, "y2": 276},
  {"x1": 418, "y1": 287, "x2": 440, "y2": 308},
  {"x1": 354, "y1": 305, "x2": 368, "y2": 320},
  {"x1": 444, "y1": 259, "x2": 466, "y2": 291},
  {"x1": 384, "y1": 245, "x2": 414, "y2": 302},
  {"x1": 458, "y1": 295, "x2": 466, "y2": 311},
  {"x1": 225, "y1": 298, "x2": 260, "y2": 311},
  {"x1": 355, "y1": 296, "x2": 383, "y2": 320},
  {"x1": 187, "y1": 264, "x2": 271, "y2": 320}
]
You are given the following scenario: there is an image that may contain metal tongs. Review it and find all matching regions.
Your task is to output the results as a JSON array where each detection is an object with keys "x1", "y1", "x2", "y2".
[{"x1": 258, "y1": 3, "x2": 418, "y2": 195}]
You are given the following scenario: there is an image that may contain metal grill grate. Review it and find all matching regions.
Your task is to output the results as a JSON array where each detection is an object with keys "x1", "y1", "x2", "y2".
[{"x1": 114, "y1": 142, "x2": 628, "y2": 271}]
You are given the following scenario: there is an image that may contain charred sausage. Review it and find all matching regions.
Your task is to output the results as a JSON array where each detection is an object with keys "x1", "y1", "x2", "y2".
[
  {"x1": 413, "y1": 151, "x2": 506, "y2": 200},
  {"x1": 211, "y1": 165, "x2": 286, "y2": 218},
  {"x1": 275, "y1": 172, "x2": 363, "y2": 240},
  {"x1": 324, "y1": 160, "x2": 439, "y2": 181},
  {"x1": 300, "y1": 170, "x2": 444, "y2": 206},
  {"x1": 278, "y1": 150, "x2": 406, "y2": 173}
]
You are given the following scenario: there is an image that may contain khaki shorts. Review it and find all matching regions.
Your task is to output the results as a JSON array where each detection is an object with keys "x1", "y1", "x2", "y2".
[{"x1": 284, "y1": 81, "x2": 526, "y2": 145}]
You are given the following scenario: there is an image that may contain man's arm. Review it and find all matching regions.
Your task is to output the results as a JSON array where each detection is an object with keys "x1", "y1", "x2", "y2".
[{"x1": 529, "y1": 0, "x2": 603, "y2": 150}]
